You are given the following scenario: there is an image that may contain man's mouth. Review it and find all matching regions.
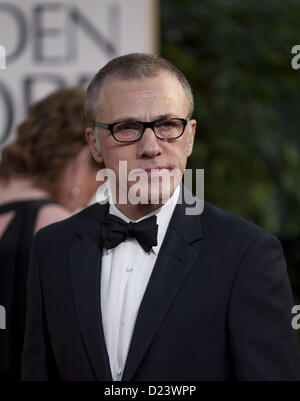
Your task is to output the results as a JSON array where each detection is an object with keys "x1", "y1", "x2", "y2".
[{"x1": 144, "y1": 167, "x2": 172, "y2": 176}]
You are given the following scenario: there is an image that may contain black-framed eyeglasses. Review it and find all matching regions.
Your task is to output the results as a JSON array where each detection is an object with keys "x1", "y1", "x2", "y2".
[{"x1": 92, "y1": 117, "x2": 189, "y2": 143}]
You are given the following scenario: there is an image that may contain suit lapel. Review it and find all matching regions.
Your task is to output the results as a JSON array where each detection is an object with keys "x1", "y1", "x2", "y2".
[
  {"x1": 69, "y1": 203, "x2": 112, "y2": 380},
  {"x1": 122, "y1": 190, "x2": 203, "y2": 381}
]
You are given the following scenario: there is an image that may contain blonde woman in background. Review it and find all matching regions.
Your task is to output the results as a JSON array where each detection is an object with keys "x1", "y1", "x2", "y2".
[{"x1": 0, "y1": 87, "x2": 102, "y2": 380}]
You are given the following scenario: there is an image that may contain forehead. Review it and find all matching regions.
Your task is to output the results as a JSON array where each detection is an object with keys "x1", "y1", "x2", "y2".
[{"x1": 96, "y1": 72, "x2": 188, "y2": 120}]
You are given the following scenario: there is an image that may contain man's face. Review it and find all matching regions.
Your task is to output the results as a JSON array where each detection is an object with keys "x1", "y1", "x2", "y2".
[{"x1": 86, "y1": 72, "x2": 196, "y2": 208}]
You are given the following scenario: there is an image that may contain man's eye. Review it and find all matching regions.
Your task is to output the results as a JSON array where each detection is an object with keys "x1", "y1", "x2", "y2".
[
  {"x1": 118, "y1": 123, "x2": 139, "y2": 131},
  {"x1": 157, "y1": 120, "x2": 178, "y2": 128}
]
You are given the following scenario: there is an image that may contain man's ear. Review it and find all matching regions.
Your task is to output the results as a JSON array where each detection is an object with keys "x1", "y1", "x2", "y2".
[
  {"x1": 186, "y1": 119, "x2": 196, "y2": 157},
  {"x1": 85, "y1": 127, "x2": 104, "y2": 164}
]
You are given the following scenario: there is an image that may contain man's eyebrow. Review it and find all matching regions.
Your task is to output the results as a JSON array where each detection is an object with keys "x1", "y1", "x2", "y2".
[
  {"x1": 111, "y1": 117, "x2": 139, "y2": 123},
  {"x1": 112, "y1": 114, "x2": 178, "y2": 123},
  {"x1": 155, "y1": 114, "x2": 178, "y2": 120}
]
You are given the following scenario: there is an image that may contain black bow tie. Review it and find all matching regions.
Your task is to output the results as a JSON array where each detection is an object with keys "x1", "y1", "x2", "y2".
[{"x1": 101, "y1": 213, "x2": 158, "y2": 253}]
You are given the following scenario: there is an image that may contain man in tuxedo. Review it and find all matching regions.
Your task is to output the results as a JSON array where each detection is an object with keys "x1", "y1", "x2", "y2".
[{"x1": 22, "y1": 53, "x2": 300, "y2": 381}]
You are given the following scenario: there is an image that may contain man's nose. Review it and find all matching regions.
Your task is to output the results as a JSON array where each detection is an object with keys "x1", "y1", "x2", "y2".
[{"x1": 137, "y1": 127, "x2": 162, "y2": 159}]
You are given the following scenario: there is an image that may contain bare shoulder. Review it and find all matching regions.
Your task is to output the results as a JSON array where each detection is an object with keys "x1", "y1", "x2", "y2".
[{"x1": 34, "y1": 203, "x2": 72, "y2": 233}]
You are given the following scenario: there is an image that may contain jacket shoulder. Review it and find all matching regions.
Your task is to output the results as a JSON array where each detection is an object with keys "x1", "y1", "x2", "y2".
[
  {"x1": 202, "y1": 201, "x2": 277, "y2": 244},
  {"x1": 34, "y1": 202, "x2": 104, "y2": 242}
]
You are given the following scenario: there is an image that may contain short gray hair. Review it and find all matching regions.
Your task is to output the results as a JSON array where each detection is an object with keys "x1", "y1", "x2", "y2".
[{"x1": 85, "y1": 53, "x2": 194, "y2": 125}]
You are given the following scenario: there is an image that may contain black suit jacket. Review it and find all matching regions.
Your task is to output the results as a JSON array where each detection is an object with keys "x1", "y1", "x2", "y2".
[{"x1": 22, "y1": 189, "x2": 300, "y2": 381}]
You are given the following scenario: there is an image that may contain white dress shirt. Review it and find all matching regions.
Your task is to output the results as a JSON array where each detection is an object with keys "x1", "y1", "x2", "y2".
[{"x1": 100, "y1": 184, "x2": 180, "y2": 381}]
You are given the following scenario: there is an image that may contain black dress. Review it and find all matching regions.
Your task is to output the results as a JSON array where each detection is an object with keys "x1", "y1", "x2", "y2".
[{"x1": 0, "y1": 198, "x2": 55, "y2": 380}]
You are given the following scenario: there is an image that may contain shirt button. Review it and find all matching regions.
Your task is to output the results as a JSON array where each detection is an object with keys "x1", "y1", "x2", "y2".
[{"x1": 126, "y1": 266, "x2": 133, "y2": 272}]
